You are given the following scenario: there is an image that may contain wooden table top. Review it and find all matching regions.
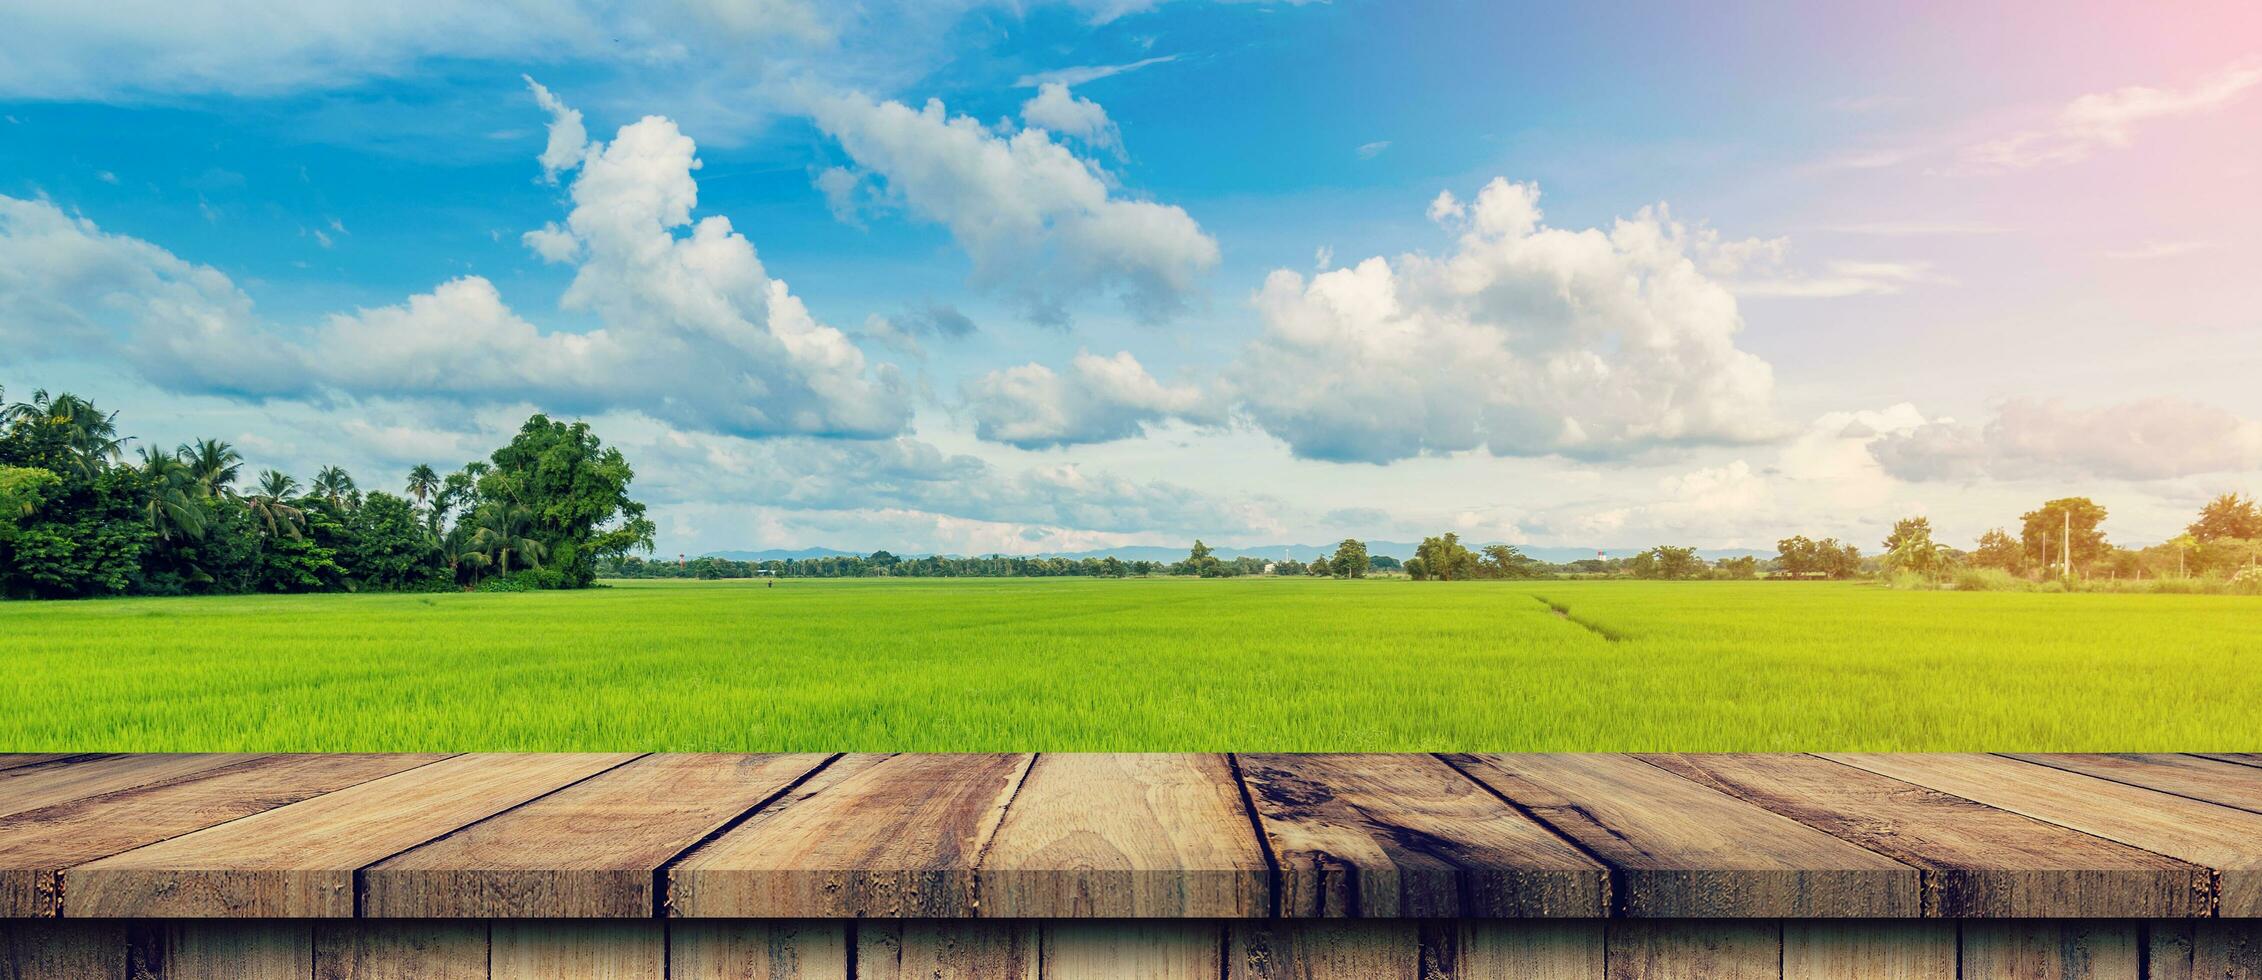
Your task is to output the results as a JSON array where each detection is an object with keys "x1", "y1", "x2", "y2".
[{"x1": 2, "y1": 752, "x2": 2257, "y2": 920}]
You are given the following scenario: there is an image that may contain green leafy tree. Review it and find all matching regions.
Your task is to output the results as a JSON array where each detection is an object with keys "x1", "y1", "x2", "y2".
[
  {"x1": 1969, "y1": 528, "x2": 2025, "y2": 573},
  {"x1": 2019, "y1": 497, "x2": 2108, "y2": 574},
  {"x1": 135, "y1": 448, "x2": 210, "y2": 544},
  {"x1": 1329, "y1": 539, "x2": 1368, "y2": 579},
  {"x1": 311, "y1": 466, "x2": 358, "y2": 513},
  {"x1": 1, "y1": 389, "x2": 126, "y2": 478},
  {"x1": 1630, "y1": 545, "x2": 1705, "y2": 580},
  {"x1": 1882, "y1": 516, "x2": 1943, "y2": 576},
  {"x1": 1480, "y1": 544, "x2": 1542, "y2": 579},
  {"x1": 404, "y1": 464, "x2": 441, "y2": 510},
  {"x1": 1, "y1": 468, "x2": 152, "y2": 597},
  {"x1": 179, "y1": 439, "x2": 243, "y2": 497},
  {"x1": 345, "y1": 492, "x2": 445, "y2": 591},
  {"x1": 475, "y1": 415, "x2": 655, "y2": 587},
  {"x1": 1181, "y1": 539, "x2": 1223, "y2": 577},
  {"x1": 2189, "y1": 492, "x2": 2261, "y2": 542},
  {"x1": 470, "y1": 505, "x2": 548, "y2": 578},
  {"x1": 1413, "y1": 532, "x2": 1476, "y2": 581}
]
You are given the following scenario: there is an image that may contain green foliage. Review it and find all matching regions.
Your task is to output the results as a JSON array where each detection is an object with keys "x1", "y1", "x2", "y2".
[
  {"x1": 1882, "y1": 516, "x2": 1945, "y2": 577},
  {"x1": 2020, "y1": 497, "x2": 2109, "y2": 573},
  {"x1": 1775, "y1": 535, "x2": 1862, "y2": 579},
  {"x1": 1628, "y1": 545, "x2": 1705, "y2": 580},
  {"x1": 475, "y1": 415, "x2": 655, "y2": 588},
  {"x1": 1969, "y1": 528, "x2": 2025, "y2": 573},
  {"x1": 1413, "y1": 532, "x2": 1476, "y2": 581},
  {"x1": 0, "y1": 468, "x2": 152, "y2": 598},
  {"x1": 1329, "y1": 538, "x2": 1368, "y2": 579},
  {"x1": 2189, "y1": 493, "x2": 2262, "y2": 542},
  {"x1": 345, "y1": 492, "x2": 447, "y2": 592}
]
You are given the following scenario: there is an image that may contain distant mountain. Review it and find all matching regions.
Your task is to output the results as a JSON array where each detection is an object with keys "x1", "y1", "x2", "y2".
[
  {"x1": 703, "y1": 543, "x2": 1773, "y2": 563},
  {"x1": 700, "y1": 547, "x2": 864, "y2": 561}
]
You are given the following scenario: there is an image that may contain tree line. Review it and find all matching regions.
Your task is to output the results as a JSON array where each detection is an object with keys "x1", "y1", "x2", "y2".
[{"x1": 0, "y1": 388, "x2": 654, "y2": 599}]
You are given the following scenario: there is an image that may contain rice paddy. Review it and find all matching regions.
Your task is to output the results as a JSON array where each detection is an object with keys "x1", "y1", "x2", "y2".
[{"x1": 1, "y1": 577, "x2": 2253, "y2": 752}]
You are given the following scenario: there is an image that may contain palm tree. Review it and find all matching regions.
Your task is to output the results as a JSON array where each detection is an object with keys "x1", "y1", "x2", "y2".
[
  {"x1": 3, "y1": 389, "x2": 127, "y2": 477},
  {"x1": 311, "y1": 466, "x2": 357, "y2": 511},
  {"x1": 179, "y1": 439, "x2": 244, "y2": 498},
  {"x1": 136, "y1": 447, "x2": 209, "y2": 542},
  {"x1": 245, "y1": 470, "x2": 306, "y2": 540},
  {"x1": 405, "y1": 464, "x2": 440, "y2": 509},
  {"x1": 471, "y1": 506, "x2": 546, "y2": 577}
]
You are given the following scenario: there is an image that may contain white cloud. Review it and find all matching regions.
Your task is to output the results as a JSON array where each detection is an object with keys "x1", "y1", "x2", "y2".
[
  {"x1": 1727, "y1": 259, "x2": 1946, "y2": 298},
  {"x1": 0, "y1": 90, "x2": 911, "y2": 441},
  {"x1": 1870, "y1": 398, "x2": 2262, "y2": 482},
  {"x1": 1013, "y1": 55, "x2": 1179, "y2": 88},
  {"x1": 1227, "y1": 178, "x2": 1781, "y2": 463},
  {"x1": 1356, "y1": 140, "x2": 1390, "y2": 159},
  {"x1": 1963, "y1": 62, "x2": 2262, "y2": 171},
  {"x1": 967, "y1": 350, "x2": 1217, "y2": 448},
  {"x1": 808, "y1": 91, "x2": 1218, "y2": 324},
  {"x1": 525, "y1": 75, "x2": 589, "y2": 182},
  {"x1": 1020, "y1": 83, "x2": 1120, "y2": 154}
]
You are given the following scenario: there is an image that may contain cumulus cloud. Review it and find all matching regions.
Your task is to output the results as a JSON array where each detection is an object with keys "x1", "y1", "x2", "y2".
[
  {"x1": 967, "y1": 351, "x2": 1217, "y2": 448},
  {"x1": 1020, "y1": 82, "x2": 1120, "y2": 154},
  {"x1": 1870, "y1": 398, "x2": 2262, "y2": 482},
  {"x1": 1228, "y1": 178, "x2": 1781, "y2": 463},
  {"x1": 808, "y1": 91, "x2": 1219, "y2": 324},
  {"x1": 525, "y1": 75, "x2": 589, "y2": 182},
  {"x1": 0, "y1": 88, "x2": 911, "y2": 441},
  {"x1": 1963, "y1": 62, "x2": 2262, "y2": 171}
]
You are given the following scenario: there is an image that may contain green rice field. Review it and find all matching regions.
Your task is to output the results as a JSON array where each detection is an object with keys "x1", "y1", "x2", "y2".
[{"x1": 1, "y1": 578, "x2": 2254, "y2": 752}]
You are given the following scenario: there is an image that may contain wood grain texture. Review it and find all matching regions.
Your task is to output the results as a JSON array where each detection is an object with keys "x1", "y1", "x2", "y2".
[
  {"x1": 1239, "y1": 753, "x2": 1606, "y2": 918},
  {"x1": 491, "y1": 920, "x2": 664, "y2": 980},
  {"x1": 0, "y1": 753, "x2": 445, "y2": 917},
  {"x1": 1453, "y1": 921, "x2": 1605, "y2": 980},
  {"x1": 1825, "y1": 753, "x2": 2262, "y2": 915},
  {"x1": 66, "y1": 752, "x2": 636, "y2": 917},
  {"x1": 2008, "y1": 753, "x2": 2262, "y2": 815},
  {"x1": 668, "y1": 920, "x2": 848, "y2": 980},
  {"x1": 138, "y1": 921, "x2": 312, "y2": 980},
  {"x1": 1641, "y1": 753, "x2": 2208, "y2": 917},
  {"x1": 668, "y1": 754, "x2": 1032, "y2": 917},
  {"x1": 0, "y1": 754, "x2": 256, "y2": 820},
  {"x1": 0, "y1": 757, "x2": 88, "y2": 776},
  {"x1": 0, "y1": 920, "x2": 124, "y2": 980},
  {"x1": 312, "y1": 921, "x2": 486, "y2": 980},
  {"x1": 1781, "y1": 920, "x2": 1952, "y2": 980},
  {"x1": 1450, "y1": 754, "x2": 1916, "y2": 917},
  {"x1": 364, "y1": 753, "x2": 829, "y2": 917},
  {"x1": 857, "y1": 920, "x2": 1036, "y2": 980},
  {"x1": 977, "y1": 754, "x2": 1266, "y2": 918},
  {"x1": 1227, "y1": 921, "x2": 1419, "y2": 980},
  {"x1": 1958, "y1": 921, "x2": 2138, "y2": 980},
  {"x1": 1603, "y1": 921, "x2": 1778, "y2": 980},
  {"x1": 1041, "y1": 921, "x2": 1223, "y2": 980},
  {"x1": 2149, "y1": 920, "x2": 2262, "y2": 980}
]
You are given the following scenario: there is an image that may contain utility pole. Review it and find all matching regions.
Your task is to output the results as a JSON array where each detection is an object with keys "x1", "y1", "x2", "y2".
[{"x1": 2062, "y1": 509, "x2": 2072, "y2": 582}]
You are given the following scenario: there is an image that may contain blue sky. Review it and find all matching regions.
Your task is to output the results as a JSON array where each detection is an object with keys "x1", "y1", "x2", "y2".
[{"x1": 4, "y1": 1, "x2": 2259, "y2": 555}]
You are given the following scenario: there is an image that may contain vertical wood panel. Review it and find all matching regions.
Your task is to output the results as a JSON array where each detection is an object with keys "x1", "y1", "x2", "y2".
[
  {"x1": 857, "y1": 921, "x2": 1036, "y2": 980},
  {"x1": 491, "y1": 920, "x2": 664, "y2": 980},
  {"x1": 1781, "y1": 920, "x2": 1951, "y2": 980},
  {"x1": 2148, "y1": 920, "x2": 2262, "y2": 980},
  {"x1": 0, "y1": 920, "x2": 125, "y2": 980},
  {"x1": 1603, "y1": 921, "x2": 1778, "y2": 980},
  {"x1": 1227, "y1": 921, "x2": 1420, "y2": 980},
  {"x1": 143, "y1": 921, "x2": 312, "y2": 980},
  {"x1": 1454, "y1": 921, "x2": 1604, "y2": 979},
  {"x1": 312, "y1": 920, "x2": 487, "y2": 980},
  {"x1": 1041, "y1": 921, "x2": 1222, "y2": 979},
  {"x1": 670, "y1": 920, "x2": 848, "y2": 980},
  {"x1": 1958, "y1": 921, "x2": 2138, "y2": 980}
]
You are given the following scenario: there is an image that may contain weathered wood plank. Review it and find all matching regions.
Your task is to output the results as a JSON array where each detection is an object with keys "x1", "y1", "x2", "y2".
[
  {"x1": 0, "y1": 754, "x2": 257, "y2": 820},
  {"x1": 0, "y1": 920, "x2": 124, "y2": 980},
  {"x1": 1825, "y1": 753, "x2": 2262, "y2": 915},
  {"x1": 1449, "y1": 754, "x2": 1916, "y2": 917},
  {"x1": 1781, "y1": 920, "x2": 1952, "y2": 980},
  {"x1": 491, "y1": 920, "x2": 663, "y2": 980},
  {"x1": 858, "y1": 920, "x2": 1036, "y2": 980},
  {"x1": 1603, "y1": 921, "x2": 1778, "y2": 980},
  {"x1": 977, "y1": 753, "x2": 1267, "y2": 918},
  {"x1": 1641, "y1": 753, "x2": 2208, "y2": 917},
  {"x1": 1227, "y1": 921, "x2": 1419, "y2": 980},
  {"x1": 2008, "y1": 753, "x2": 2262, "y2": 815},
  {"x1": 668, "y1": 753, "x2": 1031, "y2": 917},
  {"x1": 1958, "y1": 920, "x2": 2138, "y2": 980},
  {"x1": 0, "y1": 757, "x2": 90, "y2": 776},
  {"x1": 137, "y1": 921, "x2": 312, "y2": 980},
  {"x1": 0, "y1": 753, "x2": 445, "y2": 917},
  {"x1": 669, "y1": 920, "x2": 848, "y2": 980},
  {"x1": 1041, "y1": 921, "x2": 1223, "y2": 980},
  {"x1": 364, "y1": 753, "x2": 829, "y2": 918},
  {"x1": 66, "y1": 752, "x2": 637, "y2": 917},
  {"x1": 1239, "y1": 753, "x2": 1606, "y2": 918},
  {"x1": 1454, "y1": 922, "x2": 1605, "y2": 979},
  {"x1": 311, "y1": 921, "x2": 486, "y2": 980}
]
